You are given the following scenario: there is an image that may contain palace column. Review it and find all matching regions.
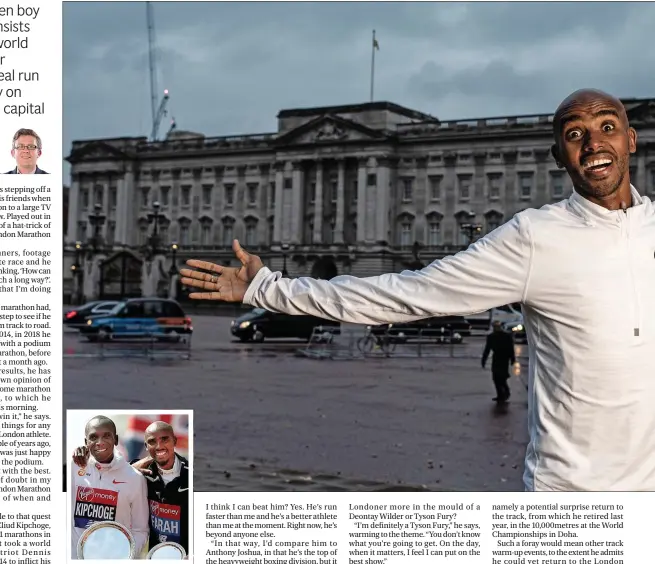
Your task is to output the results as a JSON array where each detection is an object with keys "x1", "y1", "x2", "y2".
[
  {"x1": 291, "y1": 162, "x2": 304, "y2": 245},
  {"x1": 356, "y1": 158, "x2": 367, "y2": 243},
  {"x1": 334, "y1": 158, "x2": 346, "y2": 244},
  {"x1": 375, "y1": 157, "x2": 391, "y2": 243},
  {"x1": 273, "y1": 162, "x2": 284, "y2": 243},
  {"x1": 312, "y1": 160, "x2": 324, "y2": 244},
  {"x1": 66, "y1": 173, "x2": 80, "y2": 244}
]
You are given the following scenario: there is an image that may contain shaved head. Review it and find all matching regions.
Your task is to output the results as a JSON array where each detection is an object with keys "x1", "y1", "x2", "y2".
[
  {"x1": 553, "y1": 88, "x2": 628, "y2": 142},
  {"x1": 85, "y1": 415, "x2": 116, "y2": 438},
  {"x1": 144, "y1": 421, "x2": 175, "y2": 439}
]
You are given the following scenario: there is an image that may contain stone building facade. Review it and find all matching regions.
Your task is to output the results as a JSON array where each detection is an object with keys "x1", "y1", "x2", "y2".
[{"x1": 64, "y1": 99, "x2": 655, "y2": 301}]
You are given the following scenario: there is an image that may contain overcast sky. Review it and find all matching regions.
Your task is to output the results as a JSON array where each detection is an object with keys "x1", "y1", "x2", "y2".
[{"x1": 63, "y1": 1, "x2": 655, "y2": 181}]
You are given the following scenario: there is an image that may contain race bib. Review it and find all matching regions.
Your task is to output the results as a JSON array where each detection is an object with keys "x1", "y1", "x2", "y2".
[
  {"x1": 149, "y1": 500, "x2": 182, "y2": 544},
  {"x1": 74, "y1": 486, "x2": 118, "y2": 529}
]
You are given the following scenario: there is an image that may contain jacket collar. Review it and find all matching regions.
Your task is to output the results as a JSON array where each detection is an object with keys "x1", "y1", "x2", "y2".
[
  {"x1": 14, "y1": 166, "x2": 41, "y2": 174},
  {"x1": 568, "y1": 184, "x2": 646, "y2": 226}
]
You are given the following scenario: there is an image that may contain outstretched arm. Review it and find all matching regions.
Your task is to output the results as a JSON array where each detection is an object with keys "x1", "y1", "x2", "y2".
[{"x1": 243, "y1": 214, "x2": 534, "y2": 325}]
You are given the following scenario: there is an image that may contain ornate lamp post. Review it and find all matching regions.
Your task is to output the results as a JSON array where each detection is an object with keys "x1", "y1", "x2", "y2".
[
  {"x1": 87, "y1": 203, "x2": 106, "y2": 299},
  {"x1": 88, "y1": 203, "x2": 106, "y2": 254},
  {"x1": 169, "y1": 242, "x2": 179, "y2": 276},
  {"x1": 146, "y1": 201, "x2": 164, "y2": 257},
  {"x1": 70, "y1": 241, "x2": 83, "y2": 304},
  {"x1": 460, "y1": 212, "x2": 482, "y2": 246},
  {"x1": 281, "y1": 243, "x2": 290, "y2": 276}
]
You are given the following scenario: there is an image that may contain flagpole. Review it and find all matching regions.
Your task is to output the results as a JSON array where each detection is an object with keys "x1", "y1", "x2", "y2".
[{"x1": 370, "y1": 29, "x2": 376, "y2": 102}]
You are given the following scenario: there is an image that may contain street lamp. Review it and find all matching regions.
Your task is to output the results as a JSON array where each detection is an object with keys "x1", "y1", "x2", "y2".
[
  {"x1": 71, "y1": 241, "x2": 83, "y2": 304},
  {"x1": 281, "y1": 243, "x2": 290, "y2": 276},
  {"x1": 88, "y1": 203, "x2": 106, "y2": 253},
  {"x1": 148, "y1": 201, "x2": 162, "y2": 237},
  {"x1": 169, "y1": 242, "x2": 179, "y2": 276},
  {"x1": 460, "y1": 212, "x2": 482, "y2": 246},
  {"x1": 86, "y1": 204, "x2": 106, "y2": 299},
  {"x1": 145, "y1": 201, "x2": 165, "y2": 258}
]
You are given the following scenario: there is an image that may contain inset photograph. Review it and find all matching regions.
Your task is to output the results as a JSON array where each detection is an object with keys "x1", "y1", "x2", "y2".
[
  {"x1": 66, "y1": 410, "x2": 191, "y2": 559},
  {"x1": 6, "y1": 128, "x2": 49, "y2": 174}
]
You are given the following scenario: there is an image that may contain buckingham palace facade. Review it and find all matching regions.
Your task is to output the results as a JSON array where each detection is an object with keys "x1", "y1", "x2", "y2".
[{"x1": 64, "y1": 98, "x2": 655, "y2": 301}]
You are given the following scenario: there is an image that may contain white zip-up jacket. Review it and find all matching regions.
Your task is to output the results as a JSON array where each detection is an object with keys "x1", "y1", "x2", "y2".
[
  {"x1": 71, "y1": 450, "x2": 150, "y2": 558},
  {"x1": 244, "y1": 185, "x2": 655, "y2": 491}
]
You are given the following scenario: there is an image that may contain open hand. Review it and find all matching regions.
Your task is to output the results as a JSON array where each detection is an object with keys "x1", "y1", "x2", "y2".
[
  {"x1": 179, "y1": 239, "x2": 264, "y2": 302},
  {"x1": 72, "y1": 446, "x2": 89, "y2": 467}
]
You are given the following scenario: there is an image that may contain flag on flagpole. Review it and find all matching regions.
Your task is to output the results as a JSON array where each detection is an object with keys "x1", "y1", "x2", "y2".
[{"x1": 370, "y1": 30, "x2": 379, "y2": 102}]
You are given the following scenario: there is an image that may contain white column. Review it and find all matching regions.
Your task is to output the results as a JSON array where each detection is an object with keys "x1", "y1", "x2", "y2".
[
  {"x1": 291, "y1": 163, "x2": 304, "y2": 245},
  {"x1": 273, "y1": 164, "x2": 284, "y2": 243},
  {"x1": 102, "y1": 177, "x2": 110, "y2": 241},
  {"x1": 365, "y1": 158, "x2": 377, "y2": 242},
  {"x1": 312, "y1": 160, "x2": 324, "y2": 244},
  {"x1": 66, "y1": 173, "x2": 80, "y2": 244},
  {"x1": 121, "y1": 168, "x2": 135, "y2": 245},
  {"x1": 375, "y1": 161, "x2": 391, "y2": 243},
  {"x1": 114, "y1": 177, "x2": 125, "y2": 245},
  {"x1": 412, "y1": 158, "x2": 427, "y2": 244},
  {"x1": 334, "y1": 159, "x2": 345, "y2": 244},
  {"x1": 356, "y1": 159, "x2": 367, "y2": 243}
]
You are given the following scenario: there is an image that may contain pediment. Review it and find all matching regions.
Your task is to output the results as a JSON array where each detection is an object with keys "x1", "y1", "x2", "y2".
[
  {"x1": 275, "y1": 115, "x2": 388, "y2": 146},
  {"x1": 66, "y1": 141, "x2": 130, "y2": 164}
]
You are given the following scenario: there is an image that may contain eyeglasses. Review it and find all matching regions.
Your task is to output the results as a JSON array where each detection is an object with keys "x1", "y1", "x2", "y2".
[{"x1": 14, "y1": 144, "x2": 38, "y2": 150}]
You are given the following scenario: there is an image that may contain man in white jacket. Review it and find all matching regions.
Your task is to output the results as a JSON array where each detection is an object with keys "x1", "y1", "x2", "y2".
[
  {"x1": 180, "y1": 89, "x2": 655, "y2": 492},
  {"x1": 70, "y1": 415, "x2": 150, "y2": 558}
]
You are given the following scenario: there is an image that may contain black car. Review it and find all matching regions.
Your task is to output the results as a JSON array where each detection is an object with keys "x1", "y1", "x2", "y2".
[
  {"x1": 63, "y1": 300, "x2": 120, "y2": 328},
  {"x1": 371, "y1": 315, "x2": 471, "y2": 341},
  {"x1": 231, "y1": 308, "x2": 340, "y2": 342}
]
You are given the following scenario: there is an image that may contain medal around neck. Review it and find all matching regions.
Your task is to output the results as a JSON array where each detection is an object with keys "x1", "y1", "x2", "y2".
[
  {"x1": 147, "y1": 542, "x2": 187, "y2": 559},
  {"x1": 77, "y1": 521, "x2": 136, "y2": 559}
]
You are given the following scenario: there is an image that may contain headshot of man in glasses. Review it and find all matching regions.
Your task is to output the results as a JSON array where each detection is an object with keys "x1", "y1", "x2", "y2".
[{"x1": 6, "y1": 128, "x2": 48, "y2": 174}]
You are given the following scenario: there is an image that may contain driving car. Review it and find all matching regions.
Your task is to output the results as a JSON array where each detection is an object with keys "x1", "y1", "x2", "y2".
[
  {"x1": 63, "y1": 300, "x2": 120, "y2": 328},
  {"x1": 79, "y1": 298, "x2": 193, "y2": 341},
  {"x1": 231, "y1": 308, "x2": 340, "y2": 342},
  {"x1": 370, "y1": 315, "x2": 471, "y2": 343}
]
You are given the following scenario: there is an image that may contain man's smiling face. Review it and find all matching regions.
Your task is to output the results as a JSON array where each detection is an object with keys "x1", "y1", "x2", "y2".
[
  {"x1": 145, "y1": 427, "x2": 176, "y2": 470},
  {"x1": 551, "y1": 89, "x2": 637, "y2": 202},
  {"x1": 85, "y1": 422, "x2": 118, "y2": 463}
]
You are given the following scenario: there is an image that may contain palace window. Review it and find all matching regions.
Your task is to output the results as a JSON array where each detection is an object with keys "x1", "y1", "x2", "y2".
[
  {"x1": 458, "y1": 175, "x2": 472, "y2": 201},
  {"x1": 519, "y1": 174, "x2": 533, "y2": 199},
  {"x1": 550, "y1": 172, "x2": 565, "y2": 198},
  {"x1": 488, "y1": 174, "x2": 502, "y2": 200},
  {"x1": 429, "y1": 176, "x2": 442, "y2": 201},
  {"x1": 402, "y1": 178, "x2": 413, "y2": 202}
]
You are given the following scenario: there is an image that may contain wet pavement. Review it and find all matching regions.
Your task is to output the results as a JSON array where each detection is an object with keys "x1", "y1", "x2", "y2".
[{"x1": 63, "y1": 316, "x2": 529, "y2": 492}]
